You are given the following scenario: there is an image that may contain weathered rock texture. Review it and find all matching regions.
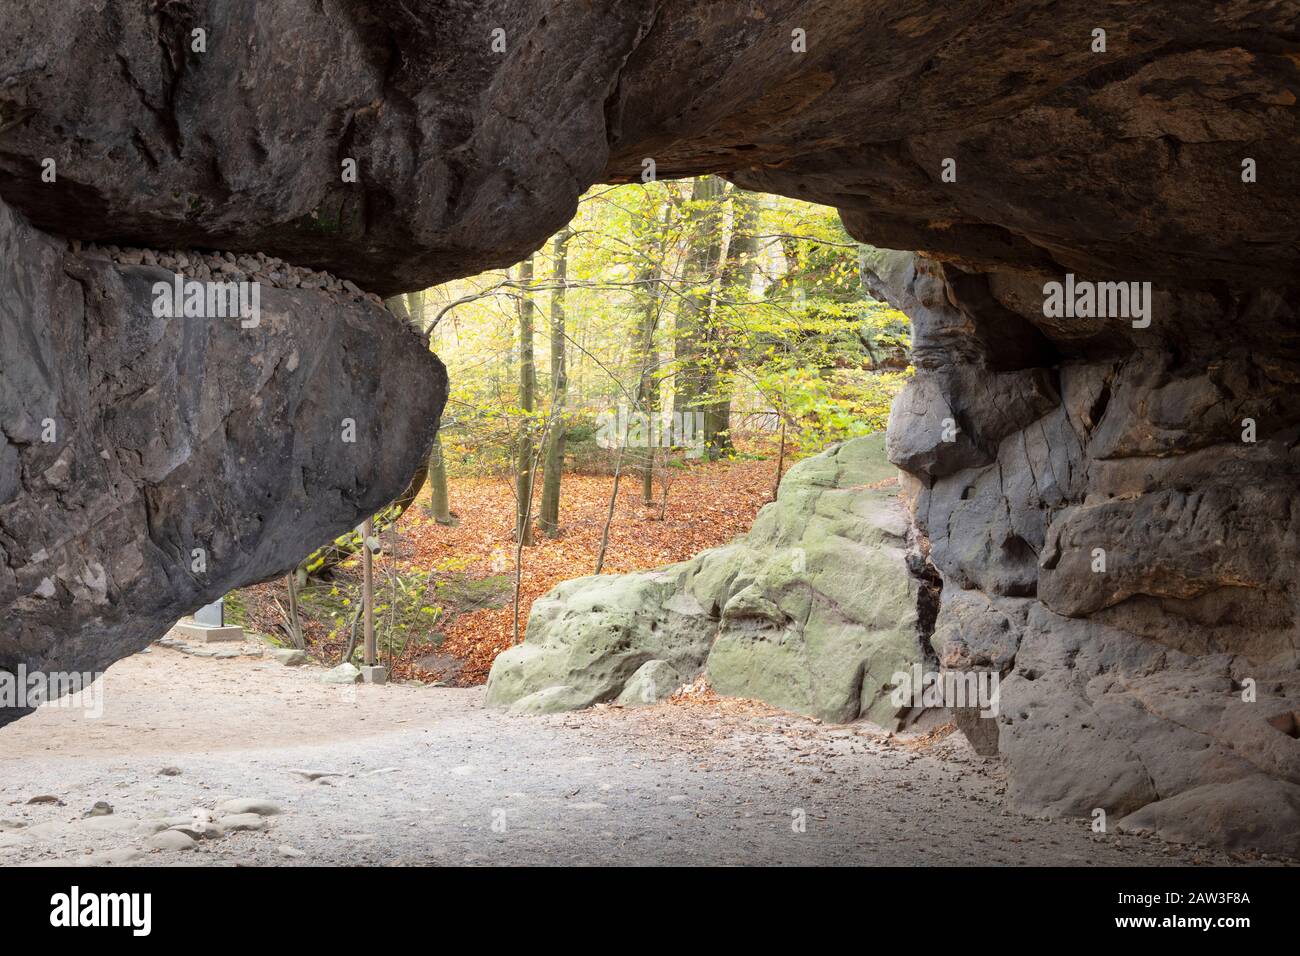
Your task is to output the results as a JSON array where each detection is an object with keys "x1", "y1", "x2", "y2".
[
  {"x1": 487, "y1": 435, "x2": 930, "y2": 727},
  {"x1": 5, "y1": 3, "x2": 1297, "y2": 295},
  {"x1": 3, "y1": 1, "x2": 1298, "y2": 855},
  {"x1": 866, "y1": 249, "x2": 1300, "y2": 858},
  {"x1": 0, "y1": 196, "x2": 444, "y2": 724}
]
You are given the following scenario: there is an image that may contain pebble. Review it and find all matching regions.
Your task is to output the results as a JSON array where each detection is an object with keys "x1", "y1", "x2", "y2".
[
  {"x1": 146, "y1": 830, "x2": 196, "y2": 852},
  {"x1": 215, "y1": 798, "x2": 282, "y2": 817},
  {"x1": 168, "y1": 822, "x2": 224, "y2": 840},
  {"x1": 272, "y1": 648, "x2": 310, "y2": 666},
  {"x1": 289, "y1": 769, "x2": 345, "y2": 781},
  {"x1": 84, "y1": 848, "x2": 146, "y2": 866},
  {"x1": 218, "y1": 813, "x2": 268, "y2": 832}
]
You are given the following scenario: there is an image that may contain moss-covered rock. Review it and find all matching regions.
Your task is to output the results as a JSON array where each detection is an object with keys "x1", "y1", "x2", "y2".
[{"x1": 485, "y1": 434, "x2": 928, "y2": 726}]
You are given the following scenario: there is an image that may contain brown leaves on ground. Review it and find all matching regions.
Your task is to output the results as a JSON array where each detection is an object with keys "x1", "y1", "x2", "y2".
[{"x1": 402, "y1": 451, "x2": 778, "y2": 684}]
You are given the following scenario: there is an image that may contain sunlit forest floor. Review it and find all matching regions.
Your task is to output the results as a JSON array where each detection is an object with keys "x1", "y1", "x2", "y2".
[{"x1": 231, "y1": 440, "x2": 784, "y2": 685}]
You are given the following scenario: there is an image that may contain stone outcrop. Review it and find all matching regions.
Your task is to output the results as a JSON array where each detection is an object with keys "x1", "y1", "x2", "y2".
[
  {"x1": 487, "y1": 435, "x2": 930, "y2": 727},
  {"x1": 866, "y1": 250, "x2": 1300, "y2": 857},
  {"x1": 0, "y1": 195, "x2": 444, "y2": 725},
  {"x1": 3, "y1": 1, "x2": 1298, "y2": 855}
]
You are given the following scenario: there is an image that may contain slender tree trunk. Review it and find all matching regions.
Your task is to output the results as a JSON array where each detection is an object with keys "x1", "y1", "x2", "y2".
[
  {"x1": 405, "y1": 290, "x2": 423, "y2": 329},
  {"x1": 513, "y1": 412, "x2": 555, "y2": 644},
  {"x1": 426, "y1": 433, "x2": 452, "y2": 524},
  {"x1": 538, "y1": 227, "x2": 570, "y2": 536},
  {"x1": 595, "y1": 443, "x2": 625, "y2": 574},
  {"x1": 673, "y1": 176, "x2": 725, "y2": 428},
  {"x1": 637, "y1": 278, "x2": 658, "y2": 506},
  {"x1": 515, "y1": 255, "x2": 536, "y2": 546},
  {"x1": 637, "y1": 267, "x2": 660, "y2": 509},
  {"x1": 284, "y1": 573, "x2": 304, "y2": 649},
  {"x1": 772, "y1": 418, "x2": 788, "y2": 501},
  {"x1": 636, "y1": 202, "x2": 673, "y2": 505},
  {"x1": 384, "y1": 296, "x2": 411, "y2": 323},
  {"x1": 703, "y1": 187, "x2": 758, "y2": 459}
]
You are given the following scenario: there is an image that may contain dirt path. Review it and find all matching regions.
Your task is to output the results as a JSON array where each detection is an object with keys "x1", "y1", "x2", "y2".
[{"x1": 0, "y1": 645, "x2": 1253, "y2": 866}]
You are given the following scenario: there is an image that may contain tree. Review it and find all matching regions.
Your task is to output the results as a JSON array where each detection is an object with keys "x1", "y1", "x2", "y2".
[
  {"x1": 635, "y1": 201, "x2": 673, "y2": 504},
  {"x1": 701, "y1": 186, "x2": 760, "y2": 459},
  {"x1": 672, "y1": 176, "x2": 725, "y2": 439},
  {"x1": 538, "y1": 227, "x2": 571, "y2": 536},
  {"x1": 425, "y1": 432, "x2": 453, "y2": 524},
  {"x1": 515, "y1": 255, "x2": 537, "y2": 546}
]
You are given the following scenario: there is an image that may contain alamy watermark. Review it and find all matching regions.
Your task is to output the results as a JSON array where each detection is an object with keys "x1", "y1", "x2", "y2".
[
  {"x1": 596, "y1": 405, "x2": 706, "y2": 458},
  {"x1": 0, "y1": 665, "x2": 104, "y2": 718},
  {"x1": 890, "y1": 664, "x2": 999, "y2": 718},
  {"x1": 152, "y1": 274, "x2": 261, "y2": 328},
  {"x1": 1042, "y1": 273, "x2": 1151, "y2": 329}
]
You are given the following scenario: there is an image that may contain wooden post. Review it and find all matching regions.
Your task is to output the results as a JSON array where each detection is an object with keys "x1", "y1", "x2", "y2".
[{"x1": 362, "y1": 516, "x2": 376, "y2": 667}]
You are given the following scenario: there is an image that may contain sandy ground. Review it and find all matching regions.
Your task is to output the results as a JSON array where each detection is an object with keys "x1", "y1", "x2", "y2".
[{"x1": 0, "y1": 644, "x2": 1257, "y2": 867}]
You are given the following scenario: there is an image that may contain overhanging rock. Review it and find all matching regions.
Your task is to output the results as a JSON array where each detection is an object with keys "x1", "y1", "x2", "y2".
[{"x1": 0, "y1": 196, "x2": 445, "y2": 725}]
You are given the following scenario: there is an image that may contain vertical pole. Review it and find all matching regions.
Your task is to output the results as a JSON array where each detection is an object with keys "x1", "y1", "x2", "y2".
[{"x1": 362, "y1": 517, "x2": 376, "y2": 667}]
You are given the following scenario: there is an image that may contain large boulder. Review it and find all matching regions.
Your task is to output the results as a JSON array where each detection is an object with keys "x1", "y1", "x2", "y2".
[
  {"x1": 485, "y1": 564, "x2": 720, "y2": 714},
  {"x1": 487, "y1": 434, "x2": 931, "y2": 727},
  {"x1": 0, "y1": 197, "x2": 444, "y2": 725}
]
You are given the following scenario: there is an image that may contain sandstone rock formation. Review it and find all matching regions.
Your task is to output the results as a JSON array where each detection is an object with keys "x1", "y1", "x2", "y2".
[
  {"x1": 866, "y1": 250, "x2": 1300, "y2": 857},
  {"x1": 487, "y1": 435, "x2": 929, "y2": 727},
  {"x1": 0, "y1": 195, "x2": 444, "y2": 725},
  {"x1": 5, "y1": 3, "x2": 1297, "y2": 295},
  {"x1": 2, "y1": 0, "x2": 1297, "y2": 855}
]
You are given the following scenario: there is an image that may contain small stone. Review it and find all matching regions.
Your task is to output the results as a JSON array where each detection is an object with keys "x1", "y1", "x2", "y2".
[
  {"x1": 83, "y1": 801, "x2": 114, "y2": 818},
  {"x1": 158, "y1": 766, "x2": 183, "y2": 776},
  {"x1": 146, "y1": 830, "x2": 196, "y2": 852},
  {"x1": 218, "y1": 813, "x2": 267, "y2": 832},
  {"x1": 168, "y1": 822, "x2": 223, "y2": 840},
  {"x1": 272, "y1": 648, "x2": 309, "y2": 666},
  {"x1": 215, "y1": 798, "x2": 282, "y2": 816},
  {"x1": 321, "y1": 662, "x2": 361, "y2": 684},
  {"x1": 86, "y1": 848, "x2": 146, "y2": 866},
  {"x1": 277, "y1": 845, "x2": 305, "y2": 858},
  {"x1": 26, "y1": 795, "x2": 63, "y2": 806}
]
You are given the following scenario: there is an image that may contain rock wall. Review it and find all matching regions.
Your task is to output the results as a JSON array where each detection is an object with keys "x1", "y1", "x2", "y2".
[
  {"x1": 867, "y1": 250, "x2": 1300, "y2": 857},
  {"x1": 487, "y1": 434, "x2": 930, "y2": 727}
]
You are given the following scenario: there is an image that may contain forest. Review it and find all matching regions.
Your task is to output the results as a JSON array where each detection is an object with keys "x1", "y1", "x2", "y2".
[{"x1": 228, "y1": 178, "x2": 911, "y2": 683}]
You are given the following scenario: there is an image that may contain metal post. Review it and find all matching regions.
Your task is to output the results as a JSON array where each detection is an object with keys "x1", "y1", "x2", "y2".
[{"x1": 362, "y1": 516, "x2": 376, "y2": 667}]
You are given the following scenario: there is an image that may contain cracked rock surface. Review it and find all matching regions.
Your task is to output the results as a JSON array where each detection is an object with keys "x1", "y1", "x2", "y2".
[
  {"x1": 0, "y1": 196, "x2": 445, "y2": 725},
  {"x1": 867, "y1": 251, "x2": 1300, "y2": 858}
]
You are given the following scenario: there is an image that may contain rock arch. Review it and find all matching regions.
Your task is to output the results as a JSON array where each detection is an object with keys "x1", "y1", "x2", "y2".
[{"x1": 1, "y1": 1, "x2": 1297, "y2": 853}]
